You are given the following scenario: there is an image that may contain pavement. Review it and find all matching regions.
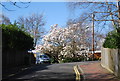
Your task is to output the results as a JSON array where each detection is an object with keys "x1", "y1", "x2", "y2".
[{"x1": 77, "y1": 61, "x2": 120, "y2": 81}]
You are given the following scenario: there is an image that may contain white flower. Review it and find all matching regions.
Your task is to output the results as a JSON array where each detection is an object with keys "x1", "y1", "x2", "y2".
[{"x1": 36, "y1": 24, "x2": 90, "y2": 58}]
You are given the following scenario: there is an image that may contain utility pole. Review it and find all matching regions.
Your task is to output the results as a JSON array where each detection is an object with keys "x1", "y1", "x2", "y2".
[
  {"x1": 90, "y1": 2, "x2": 120, "y2": 60},
  {"x1": 92, "y1": 13, "x2": 95, "y2": 61},
  {"x1": 117, "y1": 1, "x2": 120, "y2": 28}
]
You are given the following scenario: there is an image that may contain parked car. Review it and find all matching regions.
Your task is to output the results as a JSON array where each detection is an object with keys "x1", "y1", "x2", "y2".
[{"x1": 37, "y1": 54, "x2": 50, "y2": 64}]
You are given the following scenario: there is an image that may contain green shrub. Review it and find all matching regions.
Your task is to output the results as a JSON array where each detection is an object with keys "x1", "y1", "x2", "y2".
[
  {"x1": 50, "y1": 58, "x2": 59, "y2": 63},
  {"x1": 103, "y1": 29, "x2": 120, "y2": 49},
  {"x1": 62, "y1": 56, "x2": 84, "y2": 63},
  {"x1": 1, "y1": 24, "x2": 34, "y2": 51}
]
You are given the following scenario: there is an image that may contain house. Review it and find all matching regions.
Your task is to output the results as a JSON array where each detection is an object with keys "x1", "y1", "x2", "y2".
[
  {"x1": 94, "y1": 50, "x2": 101, "y2": 59},
  {"x1": 88, "y1": 50, "x2": 101, "y2": 60}
]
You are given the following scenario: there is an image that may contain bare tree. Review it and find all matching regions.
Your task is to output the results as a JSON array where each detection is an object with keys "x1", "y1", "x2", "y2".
[
  {"x1": 17, "y1": 13, "x2": 46, "y2": 47},
  {"x1": 66, "y1": 14, "x2": 107, "y2": 51},
  {"x1": 68, "y1": 2, "x2": 119, "y2": 29},
  {"x1": 0, "y1": 14, "x2": 11, "y2": 25},
  {"x1": 0, "y1": 0, "x2": 30, "y2": 11},
  {"x1": 67, "y1": 2, "x2": 120, "y2": 52},
  {"x1": 66, "y1": 18, "x2": 91, "y2": 49}
]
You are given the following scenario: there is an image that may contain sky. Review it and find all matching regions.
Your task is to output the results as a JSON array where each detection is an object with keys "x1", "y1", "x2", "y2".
[
  {"x1": 1, "y1": 2, "x2": 114, "y2": 35},
  {"x1": 2, "y1": 2, "x2": 83, "y2": 31}
]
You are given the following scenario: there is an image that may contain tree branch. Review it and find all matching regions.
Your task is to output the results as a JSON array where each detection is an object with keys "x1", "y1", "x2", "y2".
[
  {"x1": 0, "y1": 2, "x2": 15, "y2": 11},
  {"x1": 1, "y1": 0, "x2": 31, "y2": 11}
]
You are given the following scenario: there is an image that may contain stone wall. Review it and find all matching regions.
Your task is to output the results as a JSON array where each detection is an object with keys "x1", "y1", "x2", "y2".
[{"x1": 101, "y1": 48, "x2": 120, "y2": 78}]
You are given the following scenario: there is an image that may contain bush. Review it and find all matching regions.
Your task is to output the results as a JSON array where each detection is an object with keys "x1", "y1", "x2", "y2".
[
  {"x1": 103, "y1": 29, "x2": 120, "y2": 49},
  {"x1": 1, "y1": 24, "x2": 34, "y2": 51},
  {"x1": 62, "y1": 56, "x2": 84, "y2": 63},
  {"x1": 50, "y1": 58, "x2": 59, "y2": 63}
]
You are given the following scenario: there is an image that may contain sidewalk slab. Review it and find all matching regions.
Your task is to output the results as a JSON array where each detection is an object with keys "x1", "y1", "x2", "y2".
[{"x1": 79, "y1": 61, "x2": 120, "y2": 81}]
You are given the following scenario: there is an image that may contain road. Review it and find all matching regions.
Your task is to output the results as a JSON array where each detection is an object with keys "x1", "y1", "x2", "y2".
[{"x1": 3, "y1": 62, "x2": 85, "y2": 81}]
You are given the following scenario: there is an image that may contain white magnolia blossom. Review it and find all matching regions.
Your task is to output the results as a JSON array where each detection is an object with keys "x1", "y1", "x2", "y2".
[{"x1": 36, "y1": 24, "x2": 90, "y2": 60}]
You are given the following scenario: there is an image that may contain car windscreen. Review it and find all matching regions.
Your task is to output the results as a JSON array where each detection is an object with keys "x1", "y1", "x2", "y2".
[
  {"x1": 43, "y1": 55, "x2": 48, "y2": 58},
  {"x1": 40, "y1": 55, "x2": 48, "y2": 58}
]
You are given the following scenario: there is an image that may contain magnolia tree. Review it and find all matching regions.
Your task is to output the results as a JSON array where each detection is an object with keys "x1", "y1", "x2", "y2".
[{"x1": 36, "y1": 24, "x2": 91, "y2": 62}]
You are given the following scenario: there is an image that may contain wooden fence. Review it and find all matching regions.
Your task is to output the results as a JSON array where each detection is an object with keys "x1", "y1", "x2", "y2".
[{"x1": 2, "y1": 49, "x2": 35, "y2": 70}]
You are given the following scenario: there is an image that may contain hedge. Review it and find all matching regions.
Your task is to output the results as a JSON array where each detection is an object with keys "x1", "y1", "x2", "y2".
[
  {"x1": 103, "y1": 29, "x2": 120, "y2": 49},
  {"x1": 1, "y1": 24, "x2": 34, "y2": 51},
  {"x1": 61, "y1": 56, "x2": 85, "y2": 63}
]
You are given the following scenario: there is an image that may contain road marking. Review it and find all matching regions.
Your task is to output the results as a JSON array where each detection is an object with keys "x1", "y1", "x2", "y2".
[
  {"x1": 74, "y1": 65, "x2": 80, "y2": 81},
  {"x1": 8, "y1": 74, "x2": 15, "y2": 77},
  {"x1": 77, "y1": 65, "x2": 85, "y2": 79}
]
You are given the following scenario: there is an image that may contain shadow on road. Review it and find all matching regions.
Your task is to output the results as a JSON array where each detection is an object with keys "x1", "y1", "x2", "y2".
[
  {"x1": 2, "y1": 79, "x2": 75, "y2": 81},
  {"x1": 2, "y1": 62, "x2": 82, "y2": 81},
  {"x1": 2, "y1": 64, "x2": 52, "y2": 81}
]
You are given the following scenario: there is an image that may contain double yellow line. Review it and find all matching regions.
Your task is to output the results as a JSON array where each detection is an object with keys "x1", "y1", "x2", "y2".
[{"x1": 74, "y1": 65, "x2": 80, "y2": 81}]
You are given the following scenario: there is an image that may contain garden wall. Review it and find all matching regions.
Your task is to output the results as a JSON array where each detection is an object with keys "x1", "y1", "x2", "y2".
[{"x1": 101, "y1": 48, "x2": 120, "y2": 78}]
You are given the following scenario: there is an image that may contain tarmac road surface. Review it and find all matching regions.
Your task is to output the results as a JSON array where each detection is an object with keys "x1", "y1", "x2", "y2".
[{"x1": 2, "y1": 62, "x2": 86, "y2": 81}]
